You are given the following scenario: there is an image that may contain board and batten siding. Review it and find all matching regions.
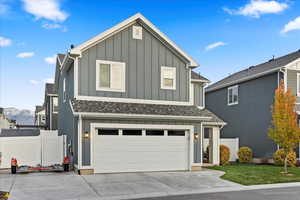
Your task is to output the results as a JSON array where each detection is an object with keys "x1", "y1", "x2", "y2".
[
  {"x1": 78, "y1": 23, "x2": 190, "y2": 102},
  {"x1": 193, "y1": 83, "x2": 204, "y2": 107},
  {"x1": 287, "y1": 69, "x2": 300, "y2": 103}
]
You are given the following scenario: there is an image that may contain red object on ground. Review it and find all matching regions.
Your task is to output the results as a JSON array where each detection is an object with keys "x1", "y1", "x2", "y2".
[
  {"x1": 11, "y1": 158, "x2": 17, "y2": 166},
  {"x1": 63, "y1": 157, "x2": 70, "y2": 164}
]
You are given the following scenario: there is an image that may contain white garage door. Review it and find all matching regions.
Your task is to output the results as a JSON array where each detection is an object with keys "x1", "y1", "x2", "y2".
[{"x1": 93, "y1": 128, "x2": 189, "y2": 173}]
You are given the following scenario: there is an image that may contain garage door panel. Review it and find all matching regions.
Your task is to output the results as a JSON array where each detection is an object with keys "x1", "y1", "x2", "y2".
[{"x1": 94, "y1": 128, "x2": 190, "y2": 173}]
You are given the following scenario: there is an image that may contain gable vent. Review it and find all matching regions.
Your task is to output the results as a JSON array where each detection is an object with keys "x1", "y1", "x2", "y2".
[{"x1": 132, "y1": 26, "x2": 143, "y2": 40}]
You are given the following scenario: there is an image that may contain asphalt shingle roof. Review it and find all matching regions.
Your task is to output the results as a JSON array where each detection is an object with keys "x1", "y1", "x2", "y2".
[
  {"x1": 191, "y1": 71, "x2": 210, "y2": 82},
  {"x1": 206, "y1": 50, "x2": 300, "y2": 92},
  {"x1": 45, "y1": 83, "x2": 56, "y2": 95},
  {"x1": 71, "y1": 99, "x2": 224, "y2": 123},
  {"x1": 35, "y1": 105, "x2": 44, "y2": 113}
]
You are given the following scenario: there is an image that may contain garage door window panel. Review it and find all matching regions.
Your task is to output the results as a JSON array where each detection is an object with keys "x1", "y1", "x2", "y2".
[
  {"x1": 98, "y1": 129, "x2": 119, "y2": 135},
  {"x1": 123, "y1": 129, "x2": 142, "y2": 136},
  {"x1": 146, "y1": 130, "x2": 164, "y2": 136},
  {"x1": 168, "y1": 130, "x2": 185, "y2": 136}
]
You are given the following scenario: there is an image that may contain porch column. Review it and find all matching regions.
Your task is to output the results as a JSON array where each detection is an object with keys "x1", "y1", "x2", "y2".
[{"x1": 209, "y1": 127, "x2": 220, "y2": 165}]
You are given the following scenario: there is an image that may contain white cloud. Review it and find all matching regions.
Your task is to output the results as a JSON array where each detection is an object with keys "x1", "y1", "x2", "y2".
[
  {"x1": 0, "y1": 36, "x2": 11, "y2": 47},
  {"x1": 281, "y1": 16, "x2": 300, "y2": 34},
  {"x1": 0, "y1": 3, "x2": 9, "y2": 15},
  {"x1": 42, "y1": 23, "x2": 67, "y2": 32},
  {"x1": 205, "y1": 42, "x2": 227, "y2": 51},
  {"x1": 21, "y1": 0, "x2": 68, "y2": 22},
  {"x1": 29, "y1": 80, "x2": 39, "y2": 85},
  {"x1": 44, "y1": 78, "x2": 54, "y2": 83},
  {"x1": 16, "y1": 52, "x2": 35, "y2": 58},
  {"x1": 44, "y1": 55, "x2": 57, "y2": 64},
  {"x1": 224, "y1": 0, "x2": 288, "y2": 18}
]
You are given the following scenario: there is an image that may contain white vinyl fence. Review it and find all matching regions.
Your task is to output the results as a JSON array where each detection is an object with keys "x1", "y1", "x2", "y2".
[
  {"x1": 0, "y1": 130, "x2": 66, "y2": 169},
  {"x1": 204, "y1": 138, "x2": 239, "y2": 161}
]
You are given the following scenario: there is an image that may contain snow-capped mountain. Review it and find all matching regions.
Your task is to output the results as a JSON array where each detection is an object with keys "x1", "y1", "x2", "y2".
[{"x1": 4, "y1": 107, "x2": 34, "y2": 125}]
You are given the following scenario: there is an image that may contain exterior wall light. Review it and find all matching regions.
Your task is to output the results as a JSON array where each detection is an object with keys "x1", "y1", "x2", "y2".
[
  {"x1": 84, "y1": 131, "x2": 90, "y2": 139},
  {"x1": 194, "y1": 133, "x2": 199, "y2": 140}
]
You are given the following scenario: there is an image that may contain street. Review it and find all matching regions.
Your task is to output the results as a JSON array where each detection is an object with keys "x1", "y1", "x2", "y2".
[{"x1": 137, "y1": 186, "x2": 300, "y2": 200}]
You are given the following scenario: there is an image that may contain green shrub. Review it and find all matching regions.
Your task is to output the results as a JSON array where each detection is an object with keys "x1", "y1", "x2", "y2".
[
  {"x1": 273, "y1": 149, "x2": 296, "y2": 167},
  {"x1": 238, "y1": 147, "x2": 253, "y2": 163},
  {"x1": 220, "y1": 145, "x2": 230, "y2": 165}
]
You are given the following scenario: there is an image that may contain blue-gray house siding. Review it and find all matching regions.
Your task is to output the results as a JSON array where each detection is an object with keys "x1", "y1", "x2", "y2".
[
  {"x1": 206, "y1": 72, "x2": 279, "y2": 158},
  {"x1": 78, "y1": 23, "x2": 190, "y2": 102}
]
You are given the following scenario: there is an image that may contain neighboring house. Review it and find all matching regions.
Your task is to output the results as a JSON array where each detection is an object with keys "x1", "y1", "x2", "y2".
[
  {"x1": 55, "y1": 13, "x2": 225, "y2": 174},
  {"x1": 206, "y1": 50, "x2": 300, "y2": 161},
  {"x1": 44, "y1": 83, "x2": 58, "y2": 130},
  {"x1": 34, "y1": 105, "x2": 46, "y2": 127},
  {"x1": 0, "y1": 107, "x2": 16, "y2": 129}
]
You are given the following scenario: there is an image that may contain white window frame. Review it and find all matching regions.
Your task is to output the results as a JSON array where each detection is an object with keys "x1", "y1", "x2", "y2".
[
  {"x1": 63, "y1": 78, "x2": 66, "y2": 102},
  {"x1": 52, "y1": 97, "x2": 58, "y2": 113},
  {"x1": 96, "y1": 60, "x2": 126, "y2": 92},
  {"x1": 161, "y1": 66, "x2": 176, "y2": 90},
  {"x1": 297, "y1": 73, "x2": 300, "y2": 97},
  {"x1": 227, "y1": 85, "x2": 239, "y2": 106}
]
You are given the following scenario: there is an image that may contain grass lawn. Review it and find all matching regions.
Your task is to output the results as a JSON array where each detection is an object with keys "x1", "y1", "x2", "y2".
[{"x1": 208, "y1": 164, "x2": 300, "y2": 185}]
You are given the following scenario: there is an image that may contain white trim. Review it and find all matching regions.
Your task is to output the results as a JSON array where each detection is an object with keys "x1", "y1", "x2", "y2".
[
  {"x1": 76, "y1": 95, "x2": 193, "y2": 106},
  {"x1": 189, "y1": 69, "x2": 194, "y2": 105},
  {"x1": 90, "y1": 123, "x2": 195, "y2": 171},
  {"x1": 69, "y1": 100, "x2": 74, "y2": 114},
  {"x1": 50, "y1": 97, "x2": 52, "y2": 130},
  {"x1": 63, "y1": 78, "x2": 66, "y2": 102},
  {"x1": 160, "y1": 66, "x2": 176, "y2": 90},
  {"x1": 78, "y1": 115, "x2": 82, "y2": 169},
  {"x1": 297, "y1": 73, "x2": 300, "y2": 97},
  {"x1": 285, "y1": 58, "x2": 300, "y2": 70},
  {"x1": 70, "y1": 13, "x2": 198, "y2": 67},
  {"x1": 191, "y1": 79, "x2": 210, "y2": 83},
  {"x1": 74, "y1": 57, "x2": 79, "y2": 98},
  {"x1": 227, "y1": 85, "x2": 239, "y2": 106},
  {"x1": 73, "y1": 112, "x2": 212, "y2": 121},
  {"x1": 95, "y1": 60, "x2": 126, "y2": 92}
]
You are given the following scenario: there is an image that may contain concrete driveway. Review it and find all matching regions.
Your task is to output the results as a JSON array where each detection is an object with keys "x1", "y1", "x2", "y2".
[{"x1": 0, "y1": 169, "x2": 239, "y2": 200}]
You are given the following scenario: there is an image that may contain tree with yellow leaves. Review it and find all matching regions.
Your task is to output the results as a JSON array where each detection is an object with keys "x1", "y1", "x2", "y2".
[{"x1": 268, "y1": 81, "x2": 300, "y2": 174}]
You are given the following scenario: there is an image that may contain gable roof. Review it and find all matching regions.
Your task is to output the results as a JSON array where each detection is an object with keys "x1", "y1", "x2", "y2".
[
  {"x1": 191, "y1": 71, "x2": 210, "y2": 83},
  {"x1": 206, "y1": 49, "x2": 300, "y2": 92},
  {"x1": 70, "y1": 13, "x2": 198, "y2": 67},
  {"x1": 35, "y1": 105, "x2": 44, "y2": 114}
]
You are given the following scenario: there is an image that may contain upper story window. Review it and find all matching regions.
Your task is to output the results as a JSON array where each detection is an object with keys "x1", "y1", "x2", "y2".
[
  {"x1": 297, "y1": 73, "x2": 300, "y2": 96},
  {"x1": 228, "y1": 85, "x2": 239, "y2": 106},
  {"x1": 161, "y1": 66, "x2": 176, "y2": 90},
  {"x1": 96, "y1": 60, "x2": 126, "y2": 92},
  {"x1": 53, "y1": 97, "x2": 58, "y2": 113}
]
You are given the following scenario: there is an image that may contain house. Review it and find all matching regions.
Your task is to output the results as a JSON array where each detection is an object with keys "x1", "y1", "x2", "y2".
[
  {"x1": 0, "y1": 107, "x2": 16, "y2": 129},
  {"x1": 34, "y1": 105, "x2": 46, "y2": 127},
  {"x1": 206, "y1": 50, "x2": 300, "y2": 161},
  {"x1": 54, "y1": 13, "x2": 225, "y2": 174},
  {"x1": 44, "y1": 83, "x2": 58, "y2": 130}
]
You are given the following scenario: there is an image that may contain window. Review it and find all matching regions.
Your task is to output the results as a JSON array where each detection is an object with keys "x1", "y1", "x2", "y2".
[
  {"x1": 122, "y1": 129, "x2": 142, "y2": 136},
  {"x1": 132, "y1": 26, "x2": 143, "y2": 40},
  {"x1": 168, "y1": 130, "x2": 185, "y2": 136},
  {"x1": 96, "y1": 60, "x2": 125, "y2": 92},
  {"x1": 146, "y1": 130, "x2": 164, "y2": 136},
  {"x1": 297, "y1": 73, "x2": 300, "y2": 96},
  {"x1": 228, "y1": 85, "x2": 239, "y2": 106},
  {"x1": 63, "y1": 78, "x2": 66, "y2": 102},
  {"x1": 98, "y1": 129, "x2": 119, "y2": 135},
  {"x1": 53, "y1": 97, "x2": 58, "y2": 113},
  {"x1": 161, "y1": 66, "x2": 176, "y2": 90}
]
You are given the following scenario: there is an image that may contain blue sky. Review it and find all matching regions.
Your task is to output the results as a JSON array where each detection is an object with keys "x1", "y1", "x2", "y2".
[{"x1": 0, "y1": 0, "x2": 300, "y2": 110}]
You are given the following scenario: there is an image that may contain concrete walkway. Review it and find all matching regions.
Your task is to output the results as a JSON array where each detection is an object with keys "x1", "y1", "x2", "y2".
[{"x1": 2, "y1": 169, "x2": 300, "y2": 200}]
